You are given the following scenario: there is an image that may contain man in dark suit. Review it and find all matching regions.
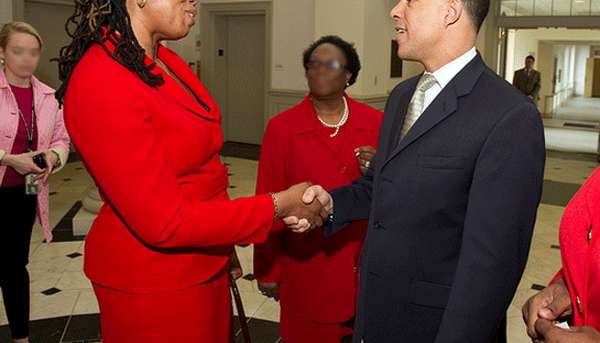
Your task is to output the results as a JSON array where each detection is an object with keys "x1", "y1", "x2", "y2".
[
  {"x1": 284, "y1": 0, "x2": 546, "y2": 342},
  {"x1": 513, "y1": 55, "x2": 542, "y2": 105}
]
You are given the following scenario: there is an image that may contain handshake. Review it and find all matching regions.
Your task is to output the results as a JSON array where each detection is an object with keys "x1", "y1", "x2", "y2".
[{"x1": 272, "y1": 182, "x2": 333, "y2": 233}]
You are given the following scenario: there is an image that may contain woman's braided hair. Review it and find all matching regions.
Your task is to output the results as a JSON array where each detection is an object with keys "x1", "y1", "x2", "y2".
[{"x1": 54, "y1": 0, "x2": 163, "y2": 104}]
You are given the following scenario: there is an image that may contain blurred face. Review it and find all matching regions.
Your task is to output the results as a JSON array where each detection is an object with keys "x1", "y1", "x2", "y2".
[
  {"x1": 306, "y1": 43, "x2": 351, "y2": 97},
  {"x1": 130, "y1": 0, "x2": 198, "y2": 41},
  {"x1": 0, "y1": 32, "x2": 41, "y2": 79},
  {"x1": 525, "y1": 57, "x2": 535, "y2": 69},
  {"x1": 390, "y1": 0, "x2": 448, "y2": 62}
]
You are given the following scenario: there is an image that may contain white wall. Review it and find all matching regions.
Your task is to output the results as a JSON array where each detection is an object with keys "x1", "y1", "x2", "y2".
[
  {"x1": 0, "y1": 1, "x2": 13, "y2": 26},
  {"x1": 24, "y1": 1, "x2": 73, "y2": 88},
  {"x1": 574, "y1": 46, "x2": 590, "y2": 96},
  {"x1": 188, "y1": 0, "x2": 315, "y2": 92},
  {"x1": 538, "y1": 43, "x2": 579, "y2": 114},
  {"x1": 271, "y1": 0, "x2": 314, "y2": 91}
]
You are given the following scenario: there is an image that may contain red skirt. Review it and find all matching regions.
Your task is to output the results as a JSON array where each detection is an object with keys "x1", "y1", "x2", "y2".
[
  {"x1": 93, "y1": 270, "x2": 231, "y2": 343},
  {"x1": 280, "y1": 309, "x2": 353, "y2": 343}
]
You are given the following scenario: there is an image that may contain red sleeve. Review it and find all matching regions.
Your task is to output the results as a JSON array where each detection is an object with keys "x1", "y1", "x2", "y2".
[
  {"x1": 253, "y1": 117, "x2": 289, "y2": 283},
  {"x1": 64, "y1": 71, "x2": 273, "y2": 249}
]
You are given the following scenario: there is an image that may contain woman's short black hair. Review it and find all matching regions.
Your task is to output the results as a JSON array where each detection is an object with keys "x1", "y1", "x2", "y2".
[{"x1": 302, "y1": 35, "x2": 361, "y2": 86}]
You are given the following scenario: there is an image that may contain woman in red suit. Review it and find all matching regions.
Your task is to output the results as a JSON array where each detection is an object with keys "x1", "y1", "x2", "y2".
[
  {"x1": 522, "y1": 167, "x2": 600, "y2": 342},
  {"x1": 54, "y1": 1, "x2": 321, "y2": 342},
  {"x1": 254, "y1": 36, "x2": 383, "y2": 343}
]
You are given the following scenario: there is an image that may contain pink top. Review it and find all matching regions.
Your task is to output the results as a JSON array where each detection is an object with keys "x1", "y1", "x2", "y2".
[
  {"x1": 2, "y1": 85, "x2": 37, "y2": 186},
  {"x1": 0, "y1": 69, "x2": 70, "y2": 242}
]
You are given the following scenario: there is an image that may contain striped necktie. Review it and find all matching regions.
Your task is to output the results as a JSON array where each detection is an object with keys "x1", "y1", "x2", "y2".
[{"x1": 399, "y1": 73, "x2": 438, "y2": 140}]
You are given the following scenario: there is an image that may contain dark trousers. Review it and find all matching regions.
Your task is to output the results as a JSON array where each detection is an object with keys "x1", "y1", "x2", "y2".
[
  {"x1": 0, "y1": 185, "x2": 36, "y2": 339},
  {"x1": 358, "y1": 315, "x2": 507, "y2": 343}
]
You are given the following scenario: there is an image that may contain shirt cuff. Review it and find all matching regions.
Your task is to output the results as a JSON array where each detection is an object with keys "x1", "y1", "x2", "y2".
[{"x1": 49, "y1": 148, "x2": 68, "y2": 173}]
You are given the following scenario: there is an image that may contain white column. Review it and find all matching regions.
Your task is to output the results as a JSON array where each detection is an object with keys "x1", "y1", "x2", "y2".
[{"x1": 73, "y1": 185, "x2": 103, "y2": 236}]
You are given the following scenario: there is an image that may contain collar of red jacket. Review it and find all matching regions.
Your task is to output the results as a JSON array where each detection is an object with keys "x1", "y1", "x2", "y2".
[
  {"x1": 292, "y1": 94, "x2": 375, "y2": 135},
  {"x1": 99, "y1": 28, "x2": 220, "y2": 122}
]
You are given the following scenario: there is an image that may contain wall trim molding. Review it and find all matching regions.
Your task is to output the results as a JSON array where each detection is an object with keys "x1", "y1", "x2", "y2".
[{"x1": 498, "y1": 16, "x2": 600, "y2": 29}]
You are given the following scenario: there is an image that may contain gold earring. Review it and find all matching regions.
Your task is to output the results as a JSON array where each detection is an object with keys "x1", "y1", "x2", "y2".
[{"x1": 137, "y1": 0, "x2": 147, "y2": 8}]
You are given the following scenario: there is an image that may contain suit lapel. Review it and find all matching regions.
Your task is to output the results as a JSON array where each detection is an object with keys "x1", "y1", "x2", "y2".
[
  {"x1": 387, "y1": 86, "x2": 458, "y2": 161},
  {"x1": 381, "y1": 54, "x2": 486, "y2": 169},
  {"x1": 379, "y1": 77, "x2": 419, "y2": 165}
]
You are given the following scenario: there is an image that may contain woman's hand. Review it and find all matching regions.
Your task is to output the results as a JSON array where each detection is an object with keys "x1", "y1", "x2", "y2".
[
  {"x1": 275, "y1": 182, "x2": 328, "y2": 229},
  {"x1": 535, "y1": 319, "x2": 600, "y2": 343},
  {"x1": 36, "y1": 150, "x2": 60, "y2": 183},
  {"x1": 522, "y1": 278, "x2": 572, "y2": 340},
  {"x1": 355, "y1": 146, "x2": 376, "y2": 175},
  {"x1": 258, "y1": 281, "x2": 280, "y2": 301},
  {"x1": 228, "y1": 250, "x2": 243, "y2": 281},
  {"x1": 0, "y1": 151, "x2": 44, "y2": 176}
]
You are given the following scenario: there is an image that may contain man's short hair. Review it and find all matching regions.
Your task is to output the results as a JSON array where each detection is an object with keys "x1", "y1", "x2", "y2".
[
  {"x1": 463, "y1": 0, "x2": 490, "y2": 32},
  {"x1": 526, "y1": 55, "x2": 535, "y2": 62}
]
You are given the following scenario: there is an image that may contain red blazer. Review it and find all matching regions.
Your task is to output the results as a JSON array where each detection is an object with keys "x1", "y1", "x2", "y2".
[
  {"x1": 254, "y1": 96, "x2": 382, "y2": 323},
  {"x1": 64, "y1": 43, "x2": 274, "y2": 294},
  {"x1": 553, "y1": 167, "x2": 600, "y2": 328}
]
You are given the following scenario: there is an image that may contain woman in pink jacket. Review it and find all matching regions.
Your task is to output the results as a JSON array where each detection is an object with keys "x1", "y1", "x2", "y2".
[
  {"x1": 0, "y1": 22, "x2": 69, "y2": 343},
  {"x1": 523, "y1": 167, "x2": 600, "y2": 343}
]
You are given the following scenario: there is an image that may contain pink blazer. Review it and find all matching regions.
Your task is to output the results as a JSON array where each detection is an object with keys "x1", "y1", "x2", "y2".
[{"x1": 0, "y1": 69, "x2": 70, "y2": 242}]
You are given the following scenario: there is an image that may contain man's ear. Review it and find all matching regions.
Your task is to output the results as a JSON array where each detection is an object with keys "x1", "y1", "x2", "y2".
[{"x1": 445, "y1": 0, "x2": 464, "y2": 27}]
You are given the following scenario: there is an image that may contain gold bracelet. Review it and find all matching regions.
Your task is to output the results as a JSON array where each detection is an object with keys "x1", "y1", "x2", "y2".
[{"x1": 269, "y1": 192, "x2": 279, "y2": 221}]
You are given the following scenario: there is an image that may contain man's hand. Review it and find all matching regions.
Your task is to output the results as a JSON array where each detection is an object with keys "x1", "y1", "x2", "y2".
[
  {"x1": 355, "y1": 145, "x2": 376, "y2": 175},
  {"x1": 275, "y1": 182, "x2": 328, "y2": 230},
  {"x1": 282, "y1": 185, "x2": 333, "y2": 233},
  {"x1": 522, "y1": 278, "x2": 572, "y2": 340},
  {"x1": 535, "y1": 319, "x2": 600, "y2": 343}
]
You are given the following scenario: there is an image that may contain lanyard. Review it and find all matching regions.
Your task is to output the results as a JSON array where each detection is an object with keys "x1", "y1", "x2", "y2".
[{"x1": 17, "y1": 104, "x2": 36, "y2": 151}]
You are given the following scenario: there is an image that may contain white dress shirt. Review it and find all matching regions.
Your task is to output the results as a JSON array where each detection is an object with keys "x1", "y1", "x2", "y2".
[{"x1": 422, "y1": 47, "x2": 477, "y2": 112}]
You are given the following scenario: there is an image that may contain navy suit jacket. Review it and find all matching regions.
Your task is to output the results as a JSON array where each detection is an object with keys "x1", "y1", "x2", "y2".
[{"x1": 327, "y1": 54, "x2": 546, "y2": 343}]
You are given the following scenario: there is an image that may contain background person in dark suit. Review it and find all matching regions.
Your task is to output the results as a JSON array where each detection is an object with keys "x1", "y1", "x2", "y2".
[
  {"x1": 284, "y1": 0, "x2": 546, "y2": 342},
  {"x1": 513, "y1": 55, "x2": 541, "y2": 104}
]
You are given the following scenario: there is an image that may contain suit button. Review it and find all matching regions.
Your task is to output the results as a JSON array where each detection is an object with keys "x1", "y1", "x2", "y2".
[
  {"x1": 340, "y1": 166, "x2": 347, "y2": 174},
  {"x1": 373, "y1": 221, "x2": 385, "y2": 230}
]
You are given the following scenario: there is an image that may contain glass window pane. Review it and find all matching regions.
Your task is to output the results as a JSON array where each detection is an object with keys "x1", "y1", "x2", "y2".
[
  {"x1": 500, "y1": 0, "x2": 517, "y2": 16},
  {"x1": 516, "y1": 0, "x2": 534, "y2": 15},
  {"x1": 553, "y1": 0, "x2": 572, "y2": 15},
  {"x1": 572, "y1": 0, "x2": 591, "y2": 15},
  {"x1": 591, "y1": 0, "x2": 600, "y2": 14},
  {"x1": 534, "y1": 0, "x2": 553, "y2": 15}
]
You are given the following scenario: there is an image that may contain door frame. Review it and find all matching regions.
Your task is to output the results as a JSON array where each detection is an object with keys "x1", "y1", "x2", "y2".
[{"x1": 200, "y1": 2, "x2": 272, "y2": 142}]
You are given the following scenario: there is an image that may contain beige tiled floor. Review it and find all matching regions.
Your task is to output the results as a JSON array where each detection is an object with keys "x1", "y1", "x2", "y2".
[{"x1": 0, "y1": 154, "x2": 597, "y2": 343}]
